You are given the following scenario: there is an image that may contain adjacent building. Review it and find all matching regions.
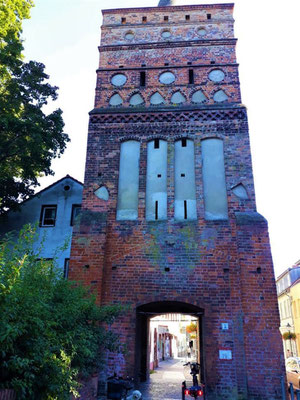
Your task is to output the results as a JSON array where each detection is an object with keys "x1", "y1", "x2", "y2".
[
  {"x1": 277, "y1": 263, "x2": 300, "y2": 358},
  {"x1": 0, "y1": 175, "x2": 83, "y2": 275}
]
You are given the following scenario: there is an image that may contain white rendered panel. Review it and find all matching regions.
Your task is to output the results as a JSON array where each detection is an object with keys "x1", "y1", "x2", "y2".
[
  {"x1": 174, "y1": 139, "x2": 197, "y2": 220},
  {"x1": 202, "y1": 138, "x2": 228, "y2": 220},
  {"x1": 146, "y1": 140, "x2": 167, "y2": 221},
  {"x1": 117, "y1": 141, "x2": 140, "y2": 220}
]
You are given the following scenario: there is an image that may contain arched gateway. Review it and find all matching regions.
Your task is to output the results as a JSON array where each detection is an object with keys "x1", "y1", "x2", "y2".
[
  {"x1": 69, "y1": 2, "x2": 285, "y2": 399},
  {"x1": 136, "y1": 302, "x2": 204, "y2": 382}
]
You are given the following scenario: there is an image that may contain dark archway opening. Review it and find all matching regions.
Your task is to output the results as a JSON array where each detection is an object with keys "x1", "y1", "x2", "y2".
[{"x1": 135, "y1": 301, "x2": 204, "y2": 385}]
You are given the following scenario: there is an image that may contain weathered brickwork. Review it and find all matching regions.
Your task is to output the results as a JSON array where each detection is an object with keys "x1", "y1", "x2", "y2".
[{"x1": 69, "y1": 3, "x2": 285, "y2": 399}]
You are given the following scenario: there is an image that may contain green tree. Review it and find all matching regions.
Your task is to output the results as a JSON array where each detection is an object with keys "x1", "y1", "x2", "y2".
[
  {"x1": 0, "y1": 0, "x2": 69, "y2": 214},
  {"x1": 0, "y1": 225, "x2": 123, "y2": 399}
]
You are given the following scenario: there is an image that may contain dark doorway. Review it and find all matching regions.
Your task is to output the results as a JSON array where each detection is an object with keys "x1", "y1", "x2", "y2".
[{"x1": 135, "y1": 302, "x2": 204, "y2": 384}]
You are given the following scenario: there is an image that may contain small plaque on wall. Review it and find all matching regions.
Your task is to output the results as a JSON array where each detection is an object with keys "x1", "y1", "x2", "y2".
[
  {"x1": 219, "y1": 349, "x2": 232, "y2": 360},
  {"x1": 221, "y1": 323, "x2": 229, "y2": 330}
]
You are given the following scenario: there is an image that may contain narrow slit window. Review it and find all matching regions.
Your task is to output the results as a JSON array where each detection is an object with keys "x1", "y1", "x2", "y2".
[
  {"x1": 182, "y1": 138, "x2": 187, "y2": 147},
  {"x1": 184, "y1": 200, "x2": 187, "y2": 219},
  {"x1": 121, "y1": 17, "x2": 126, "y2": 24},
  {"x1": 155, "y1": 201, "x2": 158, "y2": 220},
  {"x1": 189, "y1": 69, "x2": 194, "y2": 84},
  {"x1": 154, "y1": 138, "x2": 160, "y2": 149},
  {"x1": 140, "y1": 71, "x2": 146, "y2": 87}
]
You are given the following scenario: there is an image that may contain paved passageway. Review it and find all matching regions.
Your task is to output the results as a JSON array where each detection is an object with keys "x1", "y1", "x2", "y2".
[{"x1": 138, "y1": 358, "x2": 192, "y2": 400}]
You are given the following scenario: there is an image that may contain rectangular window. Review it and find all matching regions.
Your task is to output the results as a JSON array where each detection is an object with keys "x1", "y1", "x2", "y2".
[
  {"x1": 174, "y1": 139, "x2": 197, "y2": 221},
  {"x1": 185, "y1": 15, "x2": 190, "y2": 21},
  {"x1": 207, "y1": 13, "x2": 211, "y2": 20},
  {"x1": 70, "y1": 204, "x2": 81, "y2": 226},
  {"x1": 40, "y1": 205, "x2": 57, "y2": 227},
  {"x1": 121, "y1": 17, "x2": 126, "y2": 24},
  {"x1": 164, "y1": 16, "x2": 169, "y2": 21},
  {"x1": 146, "y1": 140, "x2": 167, "y2": 221},
  {"x1": 140, "y1": 71, "x2": 146, "y2": 87},
  {"x1": 189, "y1": 69, "x2": 194, "y2": 84},
  {"x1": 202, "y1": 138, "x2": 228, "y2": 220},
  {"x1": 142, "y1": 16, "x2": 147, "y2": 23},
  {"x1": 64, "y1": 258, "x2": 70, "y2": 279},
  {"x1": 117, "y1": 140, "x2": 140, "y2": 221}
]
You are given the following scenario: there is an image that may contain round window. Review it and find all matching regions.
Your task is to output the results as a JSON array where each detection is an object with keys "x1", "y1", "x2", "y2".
[
  {"x1": 111, "y1": 74, "x2": 127, "y2": 87},
  {"x1": 159, "y1": 71, "x2": 175, "y2": 85},
  {"x1": 161, "y1": 30, "x2": 171, "y2": 39},
  {"x1": 125, "y1": 31, "x2": 134, "y2": 40},
  {"x1": 197, "y1": 28, "x2": 206, "y2": 36},
  {"x1": 208, "y1": 69, "x2": 225, "y2": 82}
]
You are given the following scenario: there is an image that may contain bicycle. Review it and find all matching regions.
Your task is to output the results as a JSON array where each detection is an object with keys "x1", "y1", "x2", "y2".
[
  {"x1": 182, "y1": 362, "x2": 204, "y2": 399},
  {"x1": 107, "y1": 374, "x2": 136, "y2": 400}
]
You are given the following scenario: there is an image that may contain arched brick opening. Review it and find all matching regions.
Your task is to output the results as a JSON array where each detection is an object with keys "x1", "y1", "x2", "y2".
[{"x1": 135, "y1": 301, "x2": 205, "y2": 384}]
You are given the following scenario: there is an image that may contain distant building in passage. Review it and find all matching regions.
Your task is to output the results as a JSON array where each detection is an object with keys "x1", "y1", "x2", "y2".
[
  {"x1": 0, "y1": 175, "x2": 83, "y2": 275},
  {"x1": 277, "y1": 263, "x2": 300, "y2": 358}
]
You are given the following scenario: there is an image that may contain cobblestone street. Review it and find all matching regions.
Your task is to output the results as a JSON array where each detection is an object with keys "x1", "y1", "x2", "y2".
[{"x1": 138, "y1": 358, "x2": 192, "y2": 400}]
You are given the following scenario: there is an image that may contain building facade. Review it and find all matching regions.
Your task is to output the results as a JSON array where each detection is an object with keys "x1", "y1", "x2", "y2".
[
  {"x1": 0, "y1": 175, "x2": 82, "y2": 274},
  {"x1": 69, "y1": 2, "x2": 285, "y2": 398},
  {"x1": 277, "y1": 264, "x2": 300, "y2": 358}
]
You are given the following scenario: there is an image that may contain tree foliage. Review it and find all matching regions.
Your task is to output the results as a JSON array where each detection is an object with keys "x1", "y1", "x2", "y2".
[
  {"x1": 0, "y1": 0, "x2": 33, "y2": 40},
  {"x1": 0, "y1": 226, "x2": 123, "y2": 399},
  {"x1": 0, "y1": 0, "x2": 69, "y2": 214}
]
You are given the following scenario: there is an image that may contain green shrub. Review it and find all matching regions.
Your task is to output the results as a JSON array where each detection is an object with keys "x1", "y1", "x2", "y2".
[{"x1": 0, "y1": 225, "x2": 123, "y2": 399}]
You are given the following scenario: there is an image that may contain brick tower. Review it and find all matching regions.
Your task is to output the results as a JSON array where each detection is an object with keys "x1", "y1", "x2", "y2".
[{"x1": 69, "y1": 2, "x2": 285, "y2": 399}]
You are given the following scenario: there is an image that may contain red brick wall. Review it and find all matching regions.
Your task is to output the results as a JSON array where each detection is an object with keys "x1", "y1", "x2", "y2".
[{"x1": 69, "y1": 3, "x2": 285, "y2": 399}]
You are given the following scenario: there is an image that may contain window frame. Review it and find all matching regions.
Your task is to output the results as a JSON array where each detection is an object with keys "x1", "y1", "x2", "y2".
[
  {"x1": 39, "y1": 205, "x2": 57, "y2": 227},
  {"x1": 70, "y1": 204, "x2": 81, "y2": 226},
  {"x1": 64, "y1": 258, "x2": 70, "y2": 279}
]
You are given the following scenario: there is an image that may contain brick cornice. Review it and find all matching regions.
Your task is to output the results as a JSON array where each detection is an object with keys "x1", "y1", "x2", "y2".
[
  {"x1": 97, "y1": 62, "x2": 238, "y2": 73},
  {"x1": 89, "y1": 104, "x2": 247, "y2": 125},
  {"x1": 102, "y1": 3, "x2": 234, "y2": 15},
  {"x1": 99, "y1": 38, "x2": 237, "y2": 52}
]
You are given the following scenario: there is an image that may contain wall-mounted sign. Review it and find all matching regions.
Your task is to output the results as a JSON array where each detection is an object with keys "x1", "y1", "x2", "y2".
[
  {"x1": 221, "y1": 323, "x2": 229, "y2": 330},
  {"x1": 219, "y1": 349, "x2": 232, "y2": 360}
]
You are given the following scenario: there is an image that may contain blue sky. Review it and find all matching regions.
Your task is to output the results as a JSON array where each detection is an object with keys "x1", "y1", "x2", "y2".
[{"x1": 22, "y1": 0, "x2": 300, "y2": 277}]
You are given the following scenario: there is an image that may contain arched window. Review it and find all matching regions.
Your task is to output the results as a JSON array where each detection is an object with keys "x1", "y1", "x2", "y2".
[
  {"x1": 117, "y1": 140, "x2": 140, "y2": 220},
  {"x1": 146, "y1": 139, "x2": 167, "y2": 221},
  {"x1": 201, "y1": 138, "x2": 228, "y2": 220},
  {"x1": 174, "y1": 138, "x2": 197, "y2": 221}
]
